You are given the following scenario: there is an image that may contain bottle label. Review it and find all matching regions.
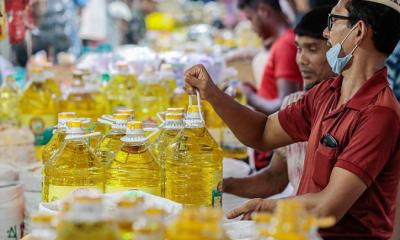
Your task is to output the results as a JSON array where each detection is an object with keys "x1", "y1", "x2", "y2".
[
  {"x1": 20, "y1": 114, "x2": 56, "y2": 146},
  {"x1": 222, "y1": 128, "x2": 246, "y2": 150},
  {"x1": 48, "y1": 185, "x2": 102, "y2": 202},
  {"x1": 212, "y1": 188, "x2": 222, "y2": 208}
]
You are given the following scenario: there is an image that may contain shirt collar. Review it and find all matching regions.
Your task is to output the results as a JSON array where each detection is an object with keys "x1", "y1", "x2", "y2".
[{"x1": 329, "y1": 68, "x2": 389, "y2": 111}]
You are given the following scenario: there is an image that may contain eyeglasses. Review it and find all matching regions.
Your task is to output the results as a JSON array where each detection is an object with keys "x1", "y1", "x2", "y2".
[{"x1": 327, "y1": 13, "x2": 357, "y2": 31}]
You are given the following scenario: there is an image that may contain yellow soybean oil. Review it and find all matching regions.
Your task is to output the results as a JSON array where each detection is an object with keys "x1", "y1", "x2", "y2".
[
  {"x1": 57, "y1": 193, "x2": 119, "y2": 240},
  {"x1": 0, "y1": 75, "x2": 20, "y2": 126},
  {"x1": 170, "y1": 85, "x2": 189, "y2": 109},
  {"x1": 20, "y1": 67, "x2": 58, "y2": 161},
  {"x1": 42, "y1": 120, "x2": 103, "y2": 202},
  {"x1": 152, "y1": 111, "x2": 185, "y2": 197},
  {"x1": 106, "y1": 61, "x2": 136, "y2": 112},
  {"x1": 60, "y1": 71, "x2": 98, "y2": 120},
  {"x1": 166, "y1": 207, "x2": 228, "y2": 240},
  {"x1": 115, "y1": 197, "x2": 144, "y2": 240},
  {"x1": 203, "y1": 100, "x2": 224, "y2": 146},
  {"x1": 96, "y1": 113, "x2": 131, "y2": 166},
  {"x1": 42, "y1": 62, "x2": 61, "y2": 98},
  {"x1": 42, "y1": 112, "x2": 76, "y2": 164},
  {"x1": 135, "y1": 68, "x2": 169, "y2": 126},
  {"x1": 105, "y1": 121, "x2": 161, "y2": 195},
  {"x1": 159, "y1": 63, "x2": 177, "y2": 99},
  {"x1": 165, "y1": 105, "x2": 223, "y2": 207},
  {"x1": 221, "y1": 80, "x2": 248, "y2": 160}
]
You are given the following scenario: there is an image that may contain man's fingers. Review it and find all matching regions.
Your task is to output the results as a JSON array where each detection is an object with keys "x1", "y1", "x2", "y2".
[{"x1": 226, "y1": 204, "x2": 247, "y2": 219}]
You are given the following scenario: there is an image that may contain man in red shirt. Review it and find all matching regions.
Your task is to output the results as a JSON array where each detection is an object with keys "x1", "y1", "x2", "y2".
[
  {"x1": 184, "y1": 0, "x2": 400, "y2": 239},
  {"x1": 237, "y1": 0, "x2": 303, "y2": 115}
]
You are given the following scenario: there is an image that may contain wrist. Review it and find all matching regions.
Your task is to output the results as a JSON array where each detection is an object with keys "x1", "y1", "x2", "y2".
[{"x1": 222, "y1": 177, "x2": 235, "y2": 193}]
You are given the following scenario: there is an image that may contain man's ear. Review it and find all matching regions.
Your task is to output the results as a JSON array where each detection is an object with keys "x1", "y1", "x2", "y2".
[{"x1": 355, "y1": 20, "x2": 369, "y2": 46}]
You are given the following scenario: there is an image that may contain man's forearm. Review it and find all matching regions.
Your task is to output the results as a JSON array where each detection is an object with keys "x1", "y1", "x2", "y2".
[
  {"x1": 224, "y1": 168, "x2": 288, "y2": 199},
  {"x1": 247, "y1": 93, "x2": 283, "y2": 115},
  {"x1": 207, "y1": 89, "x2": 270, "y2": 150}
]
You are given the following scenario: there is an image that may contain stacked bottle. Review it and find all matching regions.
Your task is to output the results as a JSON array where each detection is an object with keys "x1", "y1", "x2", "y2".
[
  {"x1": 20, "y1": 67, "x2": 59, "y2": 161},
  {"x1": 105, "y1": 121, "x2": 161, "y2": 195},
  {"x1": 42, "y1": 112, "x2": 76, "y2": 164},
  {"x1": 42, "y1": 119, "x2": 103, "y2": 202},
  {"x1": 165, "y1": 104, "x2": 223, "y2": 207}
]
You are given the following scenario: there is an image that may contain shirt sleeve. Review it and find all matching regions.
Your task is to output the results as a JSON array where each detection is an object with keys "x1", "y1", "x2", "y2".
[
  {"x1": 274, "y1": 41, "x2": 302, "y2": 82},
  {"x1": 278, "y1": 88, "x2": 316, "y2": 142},
  {"x1": 335, "y1": 107, "x2": 400, "y2": 187}
]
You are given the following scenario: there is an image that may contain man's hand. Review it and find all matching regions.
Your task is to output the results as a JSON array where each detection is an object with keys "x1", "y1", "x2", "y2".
[
  {"x1": 184, "y1": 64, "x2": 220, "y2": 100},
  {"x1": 226, "y1": 198, "x2": 277, "y2": 220},
  {"x1": 238, "y1": 82, "x2": 257, "y2": 99}
]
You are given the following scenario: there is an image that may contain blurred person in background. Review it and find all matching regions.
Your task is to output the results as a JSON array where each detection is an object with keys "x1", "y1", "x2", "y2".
[
  {"x1": 236, "y1": 0, "x2": 303, "y2": 169},
  {"x1": 237, "y1": 0, "x2": 302, "y2": 116},
  {"x1": 40, "y1": 0, "x2": 85, "y2": 58},
  {"x1": 12, "y1": 0, "x2": 50, "y2": 67},
  {"x1": 223, "y1": 6, "x2": 335, "y2": 198},
  {"x1": 125, "y1": 0, "x2": 158, "y2": 44}
]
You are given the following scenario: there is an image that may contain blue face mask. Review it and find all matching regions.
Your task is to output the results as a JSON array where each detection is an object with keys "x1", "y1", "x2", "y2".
[{"x1": 326, "y1": 26, "x2": 359, "y2": 75}]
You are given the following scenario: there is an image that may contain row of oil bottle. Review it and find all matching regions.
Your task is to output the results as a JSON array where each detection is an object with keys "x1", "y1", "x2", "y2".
[
  {"x1": 0, "y1": 62, "x2": 248, "y2": 162},
  {"x1": 41, "y1": 99, "x2": 224, "y2": 208},
  {"x1": 30, "y1": 191, "x2": 335, "y2": 240}
]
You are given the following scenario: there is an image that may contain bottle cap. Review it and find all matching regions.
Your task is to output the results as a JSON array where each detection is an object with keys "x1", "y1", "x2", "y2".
[
  {"x1": 165, "y1": 113, "x2": 184, "y2": 121},
  {"x1": 58, "y1": 112, "x2": 76, "y2": 120},
  {"x1": 115, "y1": 108, "x2": 135, "y2": 115},
  {"x1": 167, "y1": 108, "x2": 185, "y2": 114},
  {"x1": 127, "y1": 121, "x2": 143, "y2": 130},
  {"x1": 113, "y1": 113, "x2": 130, "y2": 121},
  {"x1": 31, "y1": 213, "x2": 54, "y2": 224}
]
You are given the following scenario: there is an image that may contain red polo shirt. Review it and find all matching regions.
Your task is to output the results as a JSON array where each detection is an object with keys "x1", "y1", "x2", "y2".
[
  {"x1": 258, "y1": 29, "x2": 303, "y2": 100},
  {"x1": 278, "y1": 68, "x2": 400, "y2": 239}
]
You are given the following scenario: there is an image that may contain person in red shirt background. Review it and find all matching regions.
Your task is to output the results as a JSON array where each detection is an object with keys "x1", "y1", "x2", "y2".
[
  {"x1": 237, "y1": 0, "x2": 303, "y2": 115},
  {"x1": 184, "y1": 0, "x2": 400, "y2": 238},
  {"x1": 236, "y1": 0, "x2": 304, "y2": 169}
]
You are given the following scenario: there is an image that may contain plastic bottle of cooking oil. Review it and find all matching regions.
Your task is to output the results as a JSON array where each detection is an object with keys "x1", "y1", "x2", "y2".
[
  {"x1": 20, "y1": 67, "x2": 59, "y2": 161},
  {"x1": 96, "y1": 113, "x2": 131, "y2": 166},
  {"x1": 253, "y1": 200, "x2": 335, "y2": 240},
  {"x1": 170, "y1": 84, "x2": 189, "y2": 109},
  {"x1": 42, "y1": 112, "x2": 76, "y2": 164},
  {"x1": 105, "y1": 121, "x2": 161, "y2": 195},
  {"x1": 115, "y1": 196, "x2": 144, "y2": 240},
  {"x1": 57, "y1": 192, "x2": 119, "y2": 240},
  {"x1": 42, "y1": 120, "x2": 103, "y2": 202},
  {"x1": 60, "y1": 71, "x2": 98, "y2": 120},
  {"x1": 159, "y1": 63, "x2": 177, "y2": 99},
  {"x1": 166, "y1": 207, "x2": 228, "y2": 240},
  {"x1": 0, "y1": 75, "x2": 20, "y2": 126},
  {"x1": 134, "y1": 208, "x2": 167, "y2": 240},
  {"x1": 203, "y1": 100, "x2": 224, "y2": 146},
  {"x1": 42, "y1": 62, "x2": 62, "y2": 98},
  {"x1": 135, "y1": 68, "x2": 169, "y2": 126},
  {"x1": 221, "y1": 80, "x2": 248, "y2": 159},
  {"x1": 30, "y1": 213, "x2": 57, "y2": 240},
  {"x1": 106, "y1": 62, "x2": 136, "y2": 112},
  {"x1": 165, "y1": 105, "x2": 223, "y2": 207},
  {"x1": 152, "y1": 111, "x2": 185, "y2": 197},
  {"x1": 81, "y1": 69, "x2": 110, "y2": 117}
]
